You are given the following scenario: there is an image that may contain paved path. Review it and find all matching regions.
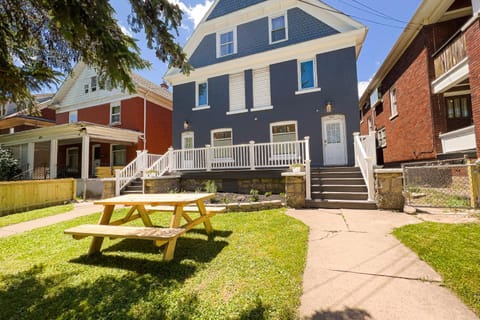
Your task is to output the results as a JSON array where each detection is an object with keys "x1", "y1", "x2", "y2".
[
  {"x1": 0, "y1": 202, "x2": 103, "y2": 238},
  {"x1": 287, "y1": 208, "x2": 478, "y2": 320}
]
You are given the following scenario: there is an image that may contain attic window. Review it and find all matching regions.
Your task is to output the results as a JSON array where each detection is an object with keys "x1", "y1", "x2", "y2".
[
  {"x1": 270, "y1": 14, "x2": 288, "y2": 44},
  {"x1": 84, "y1": 83, "x2": 89, "y2": 94},
  {"x1": 217, "y1": 28, "x2": 237, "y2": 58},
  {"x1": 91, "y1": 76, "x2": 97, "y2": 92}
]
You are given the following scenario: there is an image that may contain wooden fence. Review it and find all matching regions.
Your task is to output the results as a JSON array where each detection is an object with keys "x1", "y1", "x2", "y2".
[{"x1": 0, "y1": 179, "x2": 76, "y2": 216}]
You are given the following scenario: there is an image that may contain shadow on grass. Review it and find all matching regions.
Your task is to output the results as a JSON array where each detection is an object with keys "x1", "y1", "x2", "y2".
[
  {"x1": 307, "y1": 307, "x2": 372, "y2": 320},
  {"x1": 0, "y1": 265, "x2": 206, "y2": 320}
]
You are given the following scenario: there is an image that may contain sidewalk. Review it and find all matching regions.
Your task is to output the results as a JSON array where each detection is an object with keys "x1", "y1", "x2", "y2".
[
  {"x1": 287, "y1": 208, "x2": 478, "y2": 320},
  {"x1": 0, "y1": 202, "x2": 103, "y2": 238}
]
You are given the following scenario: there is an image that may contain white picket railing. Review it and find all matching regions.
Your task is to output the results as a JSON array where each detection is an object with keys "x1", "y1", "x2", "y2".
[
  {"x1": 353, "y1": 132, "x2": 375, "y2": 201},
  {"x1": 115, "y1": 150, "x2": 162, "y2": 195}
]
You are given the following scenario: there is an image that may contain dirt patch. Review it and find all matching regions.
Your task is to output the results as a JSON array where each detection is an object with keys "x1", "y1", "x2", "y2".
[{"x1": 207, "y1": 192, "x2": 283, "y2": 205}]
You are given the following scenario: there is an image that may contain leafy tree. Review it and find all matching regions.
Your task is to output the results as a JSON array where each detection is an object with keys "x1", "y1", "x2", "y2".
[
  {"x1": 0, "y1": 0, "x2": 190, "y2": 109},
  {"x1": 0, "y1": 145, "x2": 21, "y2": 180}
]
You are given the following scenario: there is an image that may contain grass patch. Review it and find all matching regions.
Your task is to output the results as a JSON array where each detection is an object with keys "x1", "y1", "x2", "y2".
[
  {"x1": 0, "y1": 204, "x2": 74, "y2": 228},
  {"x1": 393, "y1": 222, "x2": 480, "y2": 315},
  {"x1": 0, "y1": 208, "x2": 308, "y2": 319}
]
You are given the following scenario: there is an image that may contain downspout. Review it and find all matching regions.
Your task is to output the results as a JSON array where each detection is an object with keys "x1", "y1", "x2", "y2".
[{"x1": 143, "y1": 91, "x2": 148, "y2": 151}]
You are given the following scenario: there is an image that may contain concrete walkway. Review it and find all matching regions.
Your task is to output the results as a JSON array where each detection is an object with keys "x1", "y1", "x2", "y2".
[
  {"x1": 287, "y1": 208, "x2": 478, "y2": 320},
  {"x1": 0, "y1": 202, "x2": 103, "y2": 238}
]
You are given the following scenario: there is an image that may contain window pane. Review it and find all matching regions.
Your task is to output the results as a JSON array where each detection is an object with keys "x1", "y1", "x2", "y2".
[
  {"x1": 112, "y1": 105, "x2": 120, "y2": 114},
  {"x1": 220, "y1": 31, "x2": 233, "y2": 43},
  {"x1": 461, "y1": 97, "x2": 469, "y2": 117},
  {"x1": 326, "y1": 123, "x2": 341, "y2": 144},
  {"x1": 300, "y1": 60, "x2": 314, "y2": 89},
  {"x1": 454, "y1": 98, "x2": 461, "y2": 117},
  {"x1": 112, "y1": 145, "x2": 127, "y2": 166},
  {"x1": 91, "y1": 76, "x2": 97, "y2": 92},
  {"x1": 272, "y1": 16, "x2": 285, "y2": 30},
  {"x1": 447, "y1": 99, "x2": 454, "y2": 118},
  {"x1": 69, "y1": 111, "x2": 78, "y2": 123},
  {"x1": 272, "y1": 29, "x2": 286, "y2": 42},
  {"x1": 198, "y1": 82, "x2": 208, "y2": 106},
  {"x1": 221, "y1": 43, "x2": 234, "y2": 56}
]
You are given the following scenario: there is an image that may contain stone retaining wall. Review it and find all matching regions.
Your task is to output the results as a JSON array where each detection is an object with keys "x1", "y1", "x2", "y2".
[{"x1": 375, "y1": 169, "x2": 404, "y2": 210}]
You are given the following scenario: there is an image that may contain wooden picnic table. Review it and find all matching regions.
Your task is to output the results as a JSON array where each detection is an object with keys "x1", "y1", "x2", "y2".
[{"x1": 65, "y1": 193, "x2": 224, "y2": 261}]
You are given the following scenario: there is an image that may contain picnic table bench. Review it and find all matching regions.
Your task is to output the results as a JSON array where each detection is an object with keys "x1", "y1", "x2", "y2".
[{"x1": 64, "y1": 193, "x2": 225, "y2": 261}]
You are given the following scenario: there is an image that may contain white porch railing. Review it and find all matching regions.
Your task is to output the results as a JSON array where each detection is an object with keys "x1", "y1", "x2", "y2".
[
  {"x1": 354, "y1": 132, "x2": 376, "y2": 201},
  {"x1": 115, "y1": 150, "x2": 162, "y2": 195},
  {"x1": 144, "y1": 137, "x2": 312, "y2": 198}
]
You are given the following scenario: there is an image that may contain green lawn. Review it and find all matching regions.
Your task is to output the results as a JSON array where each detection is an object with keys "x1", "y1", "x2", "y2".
[
  {"x1": 393, "y1": 222, "x2": 480, "y2": 316},
  {"x1": 0, "y1": 204, "x2": 74, "y2": 228},
  {"x1": 0, "y1": 208, "x2": 308, "y2": 320}
]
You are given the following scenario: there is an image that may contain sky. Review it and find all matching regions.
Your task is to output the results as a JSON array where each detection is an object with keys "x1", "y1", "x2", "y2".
[{"x1": 112, "y1": 0, "x2": 422, "y2": 96}]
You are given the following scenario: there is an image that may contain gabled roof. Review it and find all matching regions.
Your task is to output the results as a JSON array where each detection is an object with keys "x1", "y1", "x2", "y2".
[
  {"x1": 51, "y1": 61, "x2": 172, "y2": 108},
  {"x1": 165, "y1": 0, "x2": 367, "y2": 84},
  {"x1": 358, "y1": 0, "x2": 475, "y2": 106}
]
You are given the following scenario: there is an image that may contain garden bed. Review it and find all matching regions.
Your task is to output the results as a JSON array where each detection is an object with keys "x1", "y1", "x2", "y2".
[{"x1": 206, "y1": 192, "x2": 285, "y2": 212}]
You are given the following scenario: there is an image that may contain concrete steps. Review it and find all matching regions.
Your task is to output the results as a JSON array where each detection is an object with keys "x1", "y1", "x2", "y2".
[
  {"x1": 121, "y1": 178, "x2": 143, "y2": 195},
  {"x1": 306, "y1": 167, "x2": 377, "y2": 210}
]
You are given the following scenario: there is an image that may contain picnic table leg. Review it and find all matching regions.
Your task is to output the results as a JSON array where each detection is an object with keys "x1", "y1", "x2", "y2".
[
  {"x1": 136, "y1": 205, "x2": 153, "y2": 227},
  {"x1": 88, "y1": 204, "x2": 115, "y2": 255},
  {"x1": 163, "y1": 205, "x2": 184, "y2": 261},
  {"x1": 196, "y1": 200, "x2": 213, "y2": 234}
]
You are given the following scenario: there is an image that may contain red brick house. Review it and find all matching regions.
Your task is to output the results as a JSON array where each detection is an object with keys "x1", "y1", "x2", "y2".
[
  {"x1": 0, "y1": 62, "x2": 173, "y2": 187},
  {"x1": 359, "y1": 0, "x2": 480, "y2": 166}
]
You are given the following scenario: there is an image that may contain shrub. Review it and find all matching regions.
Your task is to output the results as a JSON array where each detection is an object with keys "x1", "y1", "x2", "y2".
[
  {"x1": 250, "y1": 189, "x2": 259, "y2": 202},
  {"x1": 0, "y1": 145, "x2": 21, "y2": 181},
  {"x1": 204, "y1": 180, "x2": 218, "y2": 193}
]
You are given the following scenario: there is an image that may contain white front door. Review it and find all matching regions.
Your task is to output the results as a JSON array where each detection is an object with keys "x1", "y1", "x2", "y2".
[
  {"x1": 322, "y1": 115, "x2": 347, "y2": 166},
  {"x1": 181, "y1": 131, "x2": 194, "y2": 169}
]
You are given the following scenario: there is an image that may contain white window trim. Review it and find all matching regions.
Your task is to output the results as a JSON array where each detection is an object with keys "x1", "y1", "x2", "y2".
[
  {"x1": 269, "y1": 120, "x2": 300, "y2": 160},
  {"x1": 389, "y1": 87, "x2": 398, "y2": 120},
  {"x1": 216, "y1": 27, "x2": 237, "y2": 58},
  {"x1": 226, "y1": 109, "x2": 249, "y2": 115},
  {"x1": 110, "y1": 102, "x2": 121, "y2": 125},
  {"x1": 111, "y1": 144, "x2": 127, "y2": 166},
  {"x1": 69, "y1": 110, "x2": 78, "y2": 124},
  {"x1": 211, "y1": 128, "x2": 234, "y2": 161},
  {"x1": 195, "y1": 80, "x2": 210, "y2": 109},
  {"x1": 251, "y1": 105, "x2": 274, "y2": 112},
  {"x1": 297, "y1": 58, "x2": 318, "y2": 92},
  {"x1": 269, "y1": 12, "x2": 288, "y2": 44},
  {"x1": 378, "y1": 127, "x2": 387, "y2": 148}
]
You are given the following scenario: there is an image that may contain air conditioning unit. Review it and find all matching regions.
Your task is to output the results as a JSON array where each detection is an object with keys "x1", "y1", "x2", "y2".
[{"x1": 369, "y1": 87, "x2": 382, "y2": 108}]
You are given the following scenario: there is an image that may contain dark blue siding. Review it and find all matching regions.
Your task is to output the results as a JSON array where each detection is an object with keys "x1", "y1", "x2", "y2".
[
  {"x1": 207, "y1": 0, "x2": 266, "y2": 21},
  {"x1": 173, "y1": 47, "x2": 360, "y2": 166},
  {"x1": 189, "y1": 8, "x2": 339, "y2": 69},
  {"x1": 244, "y1": 70, "x2": 253, "y2": 110}
]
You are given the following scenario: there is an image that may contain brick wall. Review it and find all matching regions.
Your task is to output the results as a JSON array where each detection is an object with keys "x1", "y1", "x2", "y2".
[{"x1": 465, "y1": 18, "x2": 480, "y2": 156}]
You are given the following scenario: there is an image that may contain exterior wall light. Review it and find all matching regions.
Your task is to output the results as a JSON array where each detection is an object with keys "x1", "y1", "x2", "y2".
[
  {"x1": 183, "y1": 120, "x2": 190, "y2": 130},
  {"x1": 325, "y1": 101, "x2": 333, "y2": 113}
]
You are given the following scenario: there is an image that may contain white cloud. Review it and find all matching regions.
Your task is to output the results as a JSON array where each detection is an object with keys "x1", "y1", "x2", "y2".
[
  {"x1": 119, "y1": 23, "x2": 132, "y2": 37},
  {"x1": 169, "y1": 0, "x2": 214, "y2": 28},
  {"x1": 358, "y1": 80, "x2": 370, "y2": 98}
]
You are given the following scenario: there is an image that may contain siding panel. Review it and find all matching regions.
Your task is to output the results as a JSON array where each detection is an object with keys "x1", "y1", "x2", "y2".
[{"x1": 253, "y1": 67, "x2": 271, "y2": 108}]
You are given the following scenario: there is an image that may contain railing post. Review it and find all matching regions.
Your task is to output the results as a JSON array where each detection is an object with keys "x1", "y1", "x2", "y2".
[
  {"x1": 115, "y1": 169, "x2": 121, "y2": 196},
  {"x1": 304, "y1": 136, "x2": 311, "y2": 200},
  {"x1": 249, "y1": 141, "x2": 255, "y2": 170},
  {"x1": 167, "y1": 147, "x2": 174, "y2": 172},
  {"x1": 366, "y1": 157, "x2": 375, "y2": 201},
  {"x1": 353, "y1": 132, "x2": 360, "y2": 167},
  {"x1": 205, "y1": 144, "x2": 212, "y2": 171}
]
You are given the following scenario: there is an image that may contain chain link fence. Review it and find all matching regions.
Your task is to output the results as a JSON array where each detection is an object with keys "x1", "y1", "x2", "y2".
[{"x1": 403, "y1": 159, "x2": 472, "y2": 208}]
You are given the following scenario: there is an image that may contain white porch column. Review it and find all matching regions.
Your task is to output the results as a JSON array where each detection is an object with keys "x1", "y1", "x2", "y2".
[
  {"x1": 473, "y1": 0, "x2": 480, "y2": 13},
  {"x1": 50, "y1": 139, "x2": 58, "y2": 179},
  {"x1": 81, "y1": 134, "x2": 90, "y2": 180},
  {"x1": 27, "y1": 142, "x2": 35, "y2": 178}
]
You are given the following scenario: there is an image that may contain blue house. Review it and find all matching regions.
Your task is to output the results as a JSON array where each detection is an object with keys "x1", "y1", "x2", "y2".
[{"x1": 165, "y1": 0, "x2": 367, "y2": 168}]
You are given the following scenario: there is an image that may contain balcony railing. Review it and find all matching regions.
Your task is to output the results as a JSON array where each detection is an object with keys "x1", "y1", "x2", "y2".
[
  {"x1": 439, "y1": 125, "x2": 476, "y2": 154},
  {"x1": 433, "y1": 33, "x2": 466, "y2": 78}
]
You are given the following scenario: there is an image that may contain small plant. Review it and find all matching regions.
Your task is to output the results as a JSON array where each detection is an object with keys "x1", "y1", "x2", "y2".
[
  {"x1": 265, "y1": 191, "x2": 272, "y2": 198},
  {"x1": 250, "y1": 189, "x2": 259, "y2": 202},
  {"x1": 145, "y1": 169, "x2": 158, "y2": 177},
  {"x1": 204, "y1": 180, "x2": 218, "y2": 193},
  {"x1": 290, "y1": 163, "x2": 304, "y2": 173},
  {"x1": 195, "y1": 187, "x2": 203, "y2": 193},
  {"x1": 280, "y1": 192, "x2": 286, "y2": 200},
  {"x1": 221, "y1": 194, "x2": 230, "y2": 204}
]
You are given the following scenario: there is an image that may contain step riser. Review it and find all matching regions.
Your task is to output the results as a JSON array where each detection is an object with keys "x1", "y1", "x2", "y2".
[
  {"x1": 311, "y1": 193, "x2": 368, "y2": 201},
  {"x1": 312, "y1": 173, "x2": 363, "y2": 179},
  {"x1": 312, "y1": 186, "x2": 368, "y2": 193},
  {"x1": 311, "y1": 167, "x2": 361, "y2": 173},
  {"x1": 312, "y1": 178, "x2": 366, "y2": 185},
  {"x1": 306, "y1": 200, "x2": 377, "y2": 210}
]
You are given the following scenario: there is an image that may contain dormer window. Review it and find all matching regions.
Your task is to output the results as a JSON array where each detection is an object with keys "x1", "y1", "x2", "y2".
[
  {"x1": 270, "y1": 14, "x2": 288, "y2": 44},
  {"x1": 217, "y1": 28, "x2": 237, "y2": 58}
]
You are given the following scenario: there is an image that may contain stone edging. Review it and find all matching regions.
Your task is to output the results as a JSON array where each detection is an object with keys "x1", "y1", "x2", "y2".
[{"x1": 207, "y1": 200, "x2": 284, "y2": 212}]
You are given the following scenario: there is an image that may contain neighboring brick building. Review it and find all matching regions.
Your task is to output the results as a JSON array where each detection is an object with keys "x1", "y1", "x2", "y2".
[
  {"x1": 359, "y1": 0, "x2": 480, "y2": 166},
  {"x1": 0, "y1": 62, "x2": 173, "y2": 181}
]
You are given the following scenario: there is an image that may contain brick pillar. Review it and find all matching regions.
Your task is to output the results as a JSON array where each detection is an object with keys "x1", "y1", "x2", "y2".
[
  {"x1": 465, "y1": 18, "x2": 480, "y2": 157},
  {"x1": 282, "y1": 172, "x2": 305, "y2": 208}
]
